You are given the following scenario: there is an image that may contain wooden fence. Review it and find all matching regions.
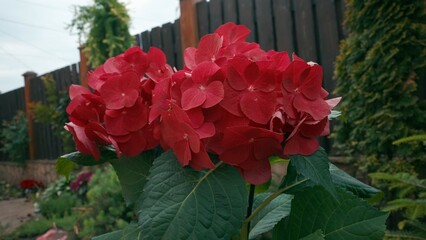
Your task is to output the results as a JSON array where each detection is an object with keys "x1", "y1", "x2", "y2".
[{"x1": 0, "y1": 0, "x2": 348, "y2": 161}]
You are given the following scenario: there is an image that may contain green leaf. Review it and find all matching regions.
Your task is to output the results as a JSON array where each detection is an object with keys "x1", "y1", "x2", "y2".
[
  {"x1": 93, "y1": 224, "x2": 141, "y2": 240},
  {"x1": 272, "y1": 217, "x2": 291, "y2": 240},
  {"x1": 289, "y1": 148, "x2": 337, "y2": 198},
  {"x1": 138, "y1": 150, "x2": 248, "y2": 240},
  {"x1": 249, "y1": 193, "x2": 293, "y2": 239},
  {"x1": 57, "y1": 147, "x2": 116, "y2": 166},
  {"x1": 55, "y1": 158, "x2": 76, "y2": 180},
  {"x1": 330, "y1": 164, "x2": 381, "y2": 198},
  {"x1": 284, "y1": 186, "x2": 388, "y2": 240},
  {"x1": 109, "y1": 150, "x2": 156, "y2": 207},
  {"x1": 279, "y1": 160, "x2": 313, "y2": 194},
  {"x1": 300, "y1": 230, "x2": 325, "y2": 240}
]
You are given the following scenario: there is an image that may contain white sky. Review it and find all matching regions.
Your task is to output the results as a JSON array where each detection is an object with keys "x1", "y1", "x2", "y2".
[{"x1": 0, "y1": 0, "x2": 180, "y2": 93}]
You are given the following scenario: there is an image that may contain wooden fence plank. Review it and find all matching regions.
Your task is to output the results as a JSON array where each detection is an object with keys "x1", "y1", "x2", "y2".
[
  {"x1": 237, "y1": 0, "x2": 256, "y2": 42},
  {"x1": 255, "y1": 0, "x2": 275, "y2": 50},
  {"x1": 315, "y1": 0, "x2": 340, "y2": 93},
  {"x1": 196, "y1": 1, "x2": 210, "y2": 37},
  {"x1": 161, "y1": 22, "x2": 176, "y2": 67},
  {"x1": 209, "y1": 0, "x2": 224, "y2": 32},
  {"x1": 174, "y1": 19, "x2": 184, "y2": 69},
  {"x1": 223, "y1": 0, "x2": 238, "y2": 23},
  {"x1": 135, "y1": 33, "x2": 142, "y2": 48},
  {"x1": 273, "y1": 0, "x2": 295, "y2": 52},
  {"x1": 150, "y1": 27, "x2": 162, "y2": 49},
  {"x1": 141, "y1": 30, "x2": 151, "y2": 52},
  {"x1": 292, "y1": 0, "x2": 318, "y2": 61}
]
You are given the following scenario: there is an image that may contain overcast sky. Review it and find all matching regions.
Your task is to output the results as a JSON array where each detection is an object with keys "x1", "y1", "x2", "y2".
[{"x1": 0, "y1": 0, "x2": 180, "y2": 93}]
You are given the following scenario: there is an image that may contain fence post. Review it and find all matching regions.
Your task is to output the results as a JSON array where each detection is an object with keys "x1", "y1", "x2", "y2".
[
  {"x1": 23, "y1": 71, "x2": 37, "y2": 160},
  {"x1": 179, "y1": 0, "x2": 202, "y2": 52},
  {"x1": 78, "y1": 46, "x2": 89, "y2": 87}
]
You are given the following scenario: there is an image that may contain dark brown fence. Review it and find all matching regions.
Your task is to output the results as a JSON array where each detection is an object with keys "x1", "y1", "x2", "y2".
[
  {"x1": 30, "y1": 64, "x2": 80, "y2": 160},
  {"x1": 134, "y1": 20, "x2": 184, "y2": 70}
]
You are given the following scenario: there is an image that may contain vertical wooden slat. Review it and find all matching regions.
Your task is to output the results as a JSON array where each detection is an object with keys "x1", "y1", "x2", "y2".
[
  {"x1": 209, "y1": 0, "x2": 224, "y2": 32},
  {"x1": 196, "y1": 1, "x2": 210, "y2": 38},
  {"x1": 273, "y1": 0, "x2": 295, "y2": 52},
  {"x1": 78, "y1": 46, "x2": 89, "y2": 87},
  {"x1": 315, "y1": 0, "x2": 340, "y2": 93},
  {"x1": 223, "y1": 0, "x2": 238, "y2": 23},
  {"x1": 237, "y1": 0, "x2": 256, "y2": 42},
  {"x1": 174, "y1": 19, "x2": 184, "y2": 69},
  {"x1": 150, "y1": 27, "x2": 162, "y2": 48},
  {"x1": 335, "y1": 0, "x2": 348, "y2": 40},
  {"x1": 161, "y1": 22, "x2": 176, "y2": 67},
  {"x1": 135, "y1": 33, "x2": 142, "y2": 48},
  {"x1": 292, "y1": 0, "x2": 318, "y2": 61},
  {"x1": 23, "y1": 71, "x2": 37, "y2": 160},
  {"x1": 71, "y1": 63, "x2": 80, "y2": 85},
  {"x1": 141, "y1": 31, "x2": 151, "y2": 52},
  {"x1": 255, "y1": 0, "x2": 275, "y2": 50},
  {"x1": 180, "y1": 0, "x2": 202, "y2": 50}
]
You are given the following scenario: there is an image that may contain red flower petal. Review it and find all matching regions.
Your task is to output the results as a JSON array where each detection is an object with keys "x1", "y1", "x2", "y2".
[
  {"x1": 99, "y1": 72, "x2": 140, "y2": 110},
  {"x1": 293, "y1": 95, "x2": 330, "y2": 121},
  {"x1": 240, "y1": 91, "x2": 275, "y2": 124},
  {"x1": 203, "y1": 81, "x2": 224, "y2": 108},
  {"x1": 181, "y1": 87, "x2": 207, "y2": 110}
]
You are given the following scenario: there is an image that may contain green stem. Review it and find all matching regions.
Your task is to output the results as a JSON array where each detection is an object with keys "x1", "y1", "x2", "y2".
[{"x1": 240, "y1": 178, "x2": 308, "y2": 240}]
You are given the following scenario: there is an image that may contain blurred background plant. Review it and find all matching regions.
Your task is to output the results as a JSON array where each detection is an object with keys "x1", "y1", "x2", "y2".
[
  {"x1": 31, "y1": 74, "x2": 73, "y2": 153},
  {"x1": 0, "y1": 111, "x2": 28, "y2": 164},
  {"x1": 76, "y1": 166, "x2": 134, "y2": 239},
  {"x1": 370, "y1": 172, "x2": 426, "y2": 239},
  {"x1": 0, "y1": 180, "x2": 22, "y2": 200},
  {"x1": 333, "y1": 0, "x2": 426, "y2": 173},
  {"x1": 69, "y1": 0, "x2": 133, "y2": 68}
]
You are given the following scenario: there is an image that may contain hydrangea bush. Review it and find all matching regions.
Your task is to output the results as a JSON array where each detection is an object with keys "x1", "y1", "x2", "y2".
[{"x1": 58, "y1": 23, "x2": 388, "y2": 240}]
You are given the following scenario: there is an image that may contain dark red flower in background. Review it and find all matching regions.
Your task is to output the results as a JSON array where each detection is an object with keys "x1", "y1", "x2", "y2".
[{"x1": 20, "y1": 179, "x2": 44, "y2": 190}]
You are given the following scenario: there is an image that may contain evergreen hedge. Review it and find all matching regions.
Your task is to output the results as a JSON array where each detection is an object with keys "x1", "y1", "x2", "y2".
[{"x1": 334, "y1": 0, "x2": 426, "y2": 167}]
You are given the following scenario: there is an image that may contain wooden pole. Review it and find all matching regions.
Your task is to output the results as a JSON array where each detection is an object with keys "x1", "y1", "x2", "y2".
[
  {"x1": 78, "y1": 46, "x2": 89, "y2": 87},
  {"x1": 179, "y1": 0, "x2": 202, "y2": 51},
  {"x1": 23, "y1": 71, "x2": 37, "y2": 160}
]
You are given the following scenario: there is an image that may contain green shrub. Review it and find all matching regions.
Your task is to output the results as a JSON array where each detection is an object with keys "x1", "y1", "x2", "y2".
[
  {"x1": 333, "y1": 0, "x2": 426, "y2": 170},
  {"x1": 370, "y1": 172, "x2": 426, "y2": 239},
  {"x1": 9, "y1": 214, "x2": 79, "y2": 239},
  {"x1": 78, "y1": 166, "x2": 134, "y2": 238},
  {"x1": 0, "y1": 111, "x2": 28, "y2": 163},
  {"x1": 38, "y1": 192, "x2": 80, "y2": 218}
]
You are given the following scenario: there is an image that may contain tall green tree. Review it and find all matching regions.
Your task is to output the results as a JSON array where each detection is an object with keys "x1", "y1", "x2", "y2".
[
  {"x1": 70, "y1": 0, "x2": 134, "y2": 68},
  {"x1": 334, "y1": 0, "x2": 426, "y2": 170}
]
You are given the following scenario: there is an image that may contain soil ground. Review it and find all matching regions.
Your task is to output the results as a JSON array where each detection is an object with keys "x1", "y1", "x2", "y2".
[{"x1": 0, "y1": 198, "x2": 35, "y2": 236}]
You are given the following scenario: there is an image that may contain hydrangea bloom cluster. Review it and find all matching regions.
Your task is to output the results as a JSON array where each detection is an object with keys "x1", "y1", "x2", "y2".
[{"x1": 66, "y1": 23, "x2": 340, "y2": 184}]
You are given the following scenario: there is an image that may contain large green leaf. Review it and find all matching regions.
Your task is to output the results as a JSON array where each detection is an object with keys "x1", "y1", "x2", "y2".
[
  {"x1": 330, "y1": 164, "x2": 380, "y2": 198},
  {"x1": 138, "y1": 150, "x2": 248, "y2": 240},
  {"x1": 283, "y1": 186, "x2": 388, "y2": 240},
  {"x1": 93, "y1": 224, "x2": 141, "y2": 240},
  {"x1": 55, "y1": 158, "x2": 76, "y2": 180},
  {"x1": 289, "y1": 148, "x2": 336, "y2": 197},
  {"x1": 300, "y1": 230, "x2": 325, "y2": 240},
  {"x1": 57, "y1": 147, "x2": 116, "y2": 166},
  {"x1": 110, "y1": 150, "x2": 156, "y2": 208},
  {"x1": 249, "y1": 193, "x2": 293, "y2": 239}
]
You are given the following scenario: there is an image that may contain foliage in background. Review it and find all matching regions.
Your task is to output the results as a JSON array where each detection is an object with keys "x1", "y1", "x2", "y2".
[
  {"x1": 78, "y1": 166, "x2": 133, "y2": 239},
  {"x1": 0, "y1": 111, "x2": 28, "y2": 163},
  {"x1": 370, "y1": 172, "x2": 426, "y2": 240},
  {"x1": 69, "y1": 0, "x2": 133, "y2": 68},
  {"x1": 333, "y1": 0, "x2": 426, "y2": 171},
  {"x1": 31, "y1": 74, "x2": 73, "y2": 152},
  {"x1": 8, "y1": 214, "x2": 79, "y2": 239},
  {"x1": 39, "y1": 192, "x2": 81, "y2": 218},
  {"x1": 0, "y1": 180, "x2": 22, "y2": 200}
]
